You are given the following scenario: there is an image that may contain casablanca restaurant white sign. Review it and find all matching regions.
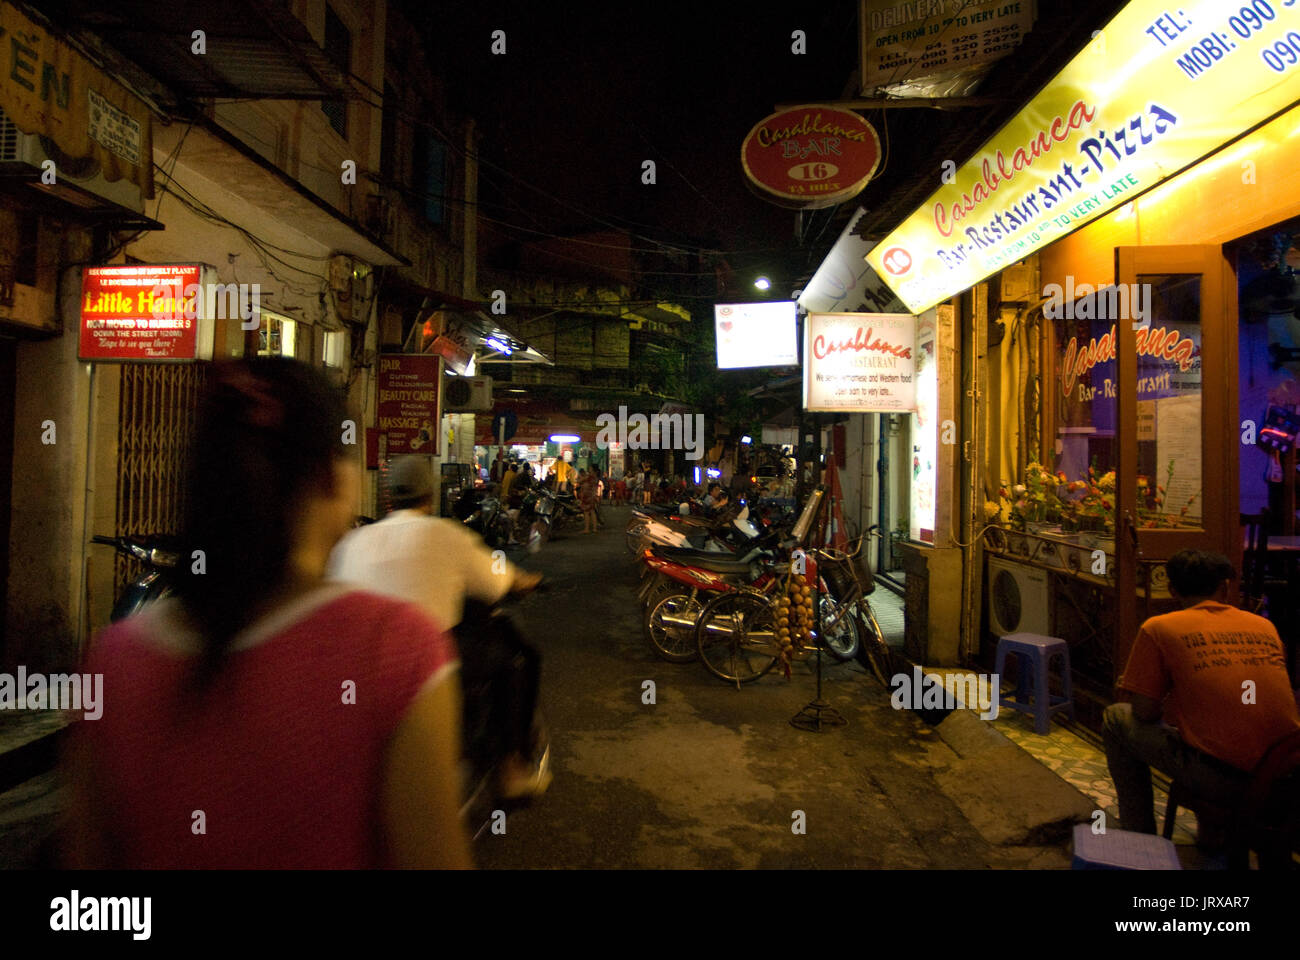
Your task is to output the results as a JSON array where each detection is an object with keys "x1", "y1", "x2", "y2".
[{"x1": 803, "y1": 312, "x2": 916, "y2": 412}]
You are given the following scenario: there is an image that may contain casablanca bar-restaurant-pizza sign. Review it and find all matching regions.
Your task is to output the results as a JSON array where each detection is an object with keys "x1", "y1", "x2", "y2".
[
  {"x1": 867, "y1": 0, "x2": 1300, "y2": 313},
  {"x1": 803, "y1": 312, "x2": 917, "y2": 412}
]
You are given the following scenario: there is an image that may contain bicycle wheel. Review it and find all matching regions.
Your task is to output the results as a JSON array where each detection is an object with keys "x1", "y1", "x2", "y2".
[
  {"x1": 644, "y1": 590, "x2": 704, "y2": 662},
  {"x1": 818, "y1": 594, "x2": 860, "y2": 662},
  {"x1": 854, "y1": 601, "x2": 893, "y2": 688},
  {"x1": 695, "y1": 591, "x2": 780, "y2": 684}
]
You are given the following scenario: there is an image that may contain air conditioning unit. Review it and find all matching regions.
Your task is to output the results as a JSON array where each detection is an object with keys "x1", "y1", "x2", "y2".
[
  {"x1": 0, "y1": 109, "x2": 144, "y2": 214},
  {"x1": 443, "y1": 374, "x2": 492, "y2": 412},
  {"x1": 987, "y1": 556, "x2": 1050, "y2": 637}
]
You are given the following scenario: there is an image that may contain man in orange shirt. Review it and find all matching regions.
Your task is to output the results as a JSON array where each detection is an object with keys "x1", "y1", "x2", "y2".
[{"x1": 1105, "y1": 550, "x2": 1300, "y2": 838}]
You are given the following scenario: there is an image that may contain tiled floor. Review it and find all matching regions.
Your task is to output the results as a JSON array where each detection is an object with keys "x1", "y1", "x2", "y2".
[
  {"x1": 866, "y1": 584, "x2": 906, "y2": 648},
  {"x1": 989, "y1": 706, "x2": 1200, "y2": 846},
  {"x1": 914, "y1": 665, "x2": 1228, "y2": 868}
]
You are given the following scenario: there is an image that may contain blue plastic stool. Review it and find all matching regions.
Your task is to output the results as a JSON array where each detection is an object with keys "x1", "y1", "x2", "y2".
[
  {"x1": 1071, "y1": 824, "x2": 1182, "y2": 869},
  {"x1": 994, "y1": 632, "x2": 1076, "y2": 733}
]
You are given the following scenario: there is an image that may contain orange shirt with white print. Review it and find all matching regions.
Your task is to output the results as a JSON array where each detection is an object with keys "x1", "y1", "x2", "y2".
[{"x1": 1118, "y1": 601, "x2": 1300, "y2": 773}]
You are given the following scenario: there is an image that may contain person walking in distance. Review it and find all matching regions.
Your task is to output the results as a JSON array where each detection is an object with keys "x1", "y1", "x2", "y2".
[
  {"x1": 329, "y1": 455, "x2": 550, "y2": 799},
  {"x1": 62, "y1": 358, "x2": 472, "y2": 868},
  {"x1": 577, "y1": 467, "x2": 598, "y2": 534}
]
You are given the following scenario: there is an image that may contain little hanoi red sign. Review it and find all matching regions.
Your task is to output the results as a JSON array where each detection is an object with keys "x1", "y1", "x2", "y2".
[
  {"x1": 742, "y1": 105, "x2": 881, "y2": 209},
  {"x1": 80, "y1": 264, "x2": 206, "y2": 361}
]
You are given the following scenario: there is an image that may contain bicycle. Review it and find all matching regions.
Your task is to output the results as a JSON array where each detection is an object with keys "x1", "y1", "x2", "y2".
[
  {"x1": 691, "y1": 532, "x2": 892, "y2": 687},
  {"x1": 811, "y1": 530, "x2": 893, "y2": 689}
]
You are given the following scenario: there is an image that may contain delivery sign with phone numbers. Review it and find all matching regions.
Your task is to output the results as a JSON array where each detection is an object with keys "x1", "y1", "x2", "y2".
[
  {"x1": 868, "y1": 0, "x2": 1300, "y2": 314},
  {"x1": 79, "y1": 265, "x2": 202, "y2": 361}
]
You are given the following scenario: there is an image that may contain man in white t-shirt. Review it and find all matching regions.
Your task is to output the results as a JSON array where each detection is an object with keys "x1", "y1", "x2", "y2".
[{"x1": 329, "y1": 456, "x2": 547, "y2": 797}]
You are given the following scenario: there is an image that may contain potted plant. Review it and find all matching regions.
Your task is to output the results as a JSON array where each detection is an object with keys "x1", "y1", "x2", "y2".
[{"x1": 890, "y1": 518, "x2": 909, "y2": 565}]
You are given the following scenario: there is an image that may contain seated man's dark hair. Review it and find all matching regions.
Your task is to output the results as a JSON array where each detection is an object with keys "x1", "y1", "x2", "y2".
[{"x1": 1165, "y1": 550, "x2": 1235, "y2": 598}]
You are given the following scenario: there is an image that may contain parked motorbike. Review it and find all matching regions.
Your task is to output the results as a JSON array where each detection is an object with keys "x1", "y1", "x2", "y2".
[
  {"x1": 523, "y1": 486, "x2": 582, "y2": 549},
  {"x1": 90, "y1": 534, "x2": 180, "y2": 622},
  {"x1": 464, "y1": 492, "x2": 513, "y2": 548},
  {"x1": 626, "y1": 502, "x2": 763, "y2": 556},
  {"x1": 635, "y1": 491, "x2": 872, "y2": 669}
]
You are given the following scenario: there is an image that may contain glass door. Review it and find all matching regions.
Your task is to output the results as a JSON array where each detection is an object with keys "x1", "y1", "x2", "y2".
[{"x1": 1113, "y1": 246, "x2": 1237, "y2": 676}]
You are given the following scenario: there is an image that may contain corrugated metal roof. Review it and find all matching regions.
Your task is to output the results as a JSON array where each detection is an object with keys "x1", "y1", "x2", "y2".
[{"x1": 45, "y1": 0, "x2": 357, "y2": 100}]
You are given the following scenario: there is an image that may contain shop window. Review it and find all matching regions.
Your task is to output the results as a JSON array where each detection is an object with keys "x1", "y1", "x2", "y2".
[
  {"x1": 1133, "y1": 274, "x2": 1203, "y2": 531},
  {"x1": 322, "y1": 329, "x2": 345, "y2": 368},
  {"x1": 412, "y1": 131, "x2": 447, "y2": 225},
  {"x1": 380, "y1": 83, "x2": 398, "y2": 182},
  {"x1": 257, "y1": 315, "x2": 297, "y2": 359},
  {"x1": 321, "y1": 5, "x2": 351, "y2": 138},
  {"x1": 1049, "y1": 294, "x2": 1119, "y2": 534},
  {"x1": 1045, "y1": 280, "x2": 1203, "y2": 535}
]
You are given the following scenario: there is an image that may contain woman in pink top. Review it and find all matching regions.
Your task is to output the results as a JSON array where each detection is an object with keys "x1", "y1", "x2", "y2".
[{"x1": 62, "y1": 358, "x2": 472, "y2": 869}]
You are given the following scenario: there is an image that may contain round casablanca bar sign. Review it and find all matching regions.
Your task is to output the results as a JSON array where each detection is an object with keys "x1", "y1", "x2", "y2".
[{"x1": 741, "y1": 105, "x2": 882, "y2": 209}]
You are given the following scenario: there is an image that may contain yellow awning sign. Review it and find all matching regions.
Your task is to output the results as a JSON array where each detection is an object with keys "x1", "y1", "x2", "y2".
[
  {"x1": 868, "y1": 0, "x2": 1300, "y2": 314},
  {"x1": 0, "y1": 2, "x2": 152, "y2": 195}
]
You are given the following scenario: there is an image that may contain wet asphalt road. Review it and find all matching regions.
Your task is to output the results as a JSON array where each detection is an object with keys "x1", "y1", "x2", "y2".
[{"x1": 475, "y1": 505, "x2": 1070, "y2": 869}]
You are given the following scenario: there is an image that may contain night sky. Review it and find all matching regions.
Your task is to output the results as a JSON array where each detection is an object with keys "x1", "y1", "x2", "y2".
[{"x1": 432, "y1": 1, "x2": 862, "y2": 287}]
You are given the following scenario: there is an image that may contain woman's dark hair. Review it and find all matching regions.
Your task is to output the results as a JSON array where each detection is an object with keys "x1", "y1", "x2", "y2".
[
  {"x1": 173, "y1": 357, "x2": 350, "y2": 683},
  {"x1": 1166, "y1": 550, "x2": 1235, "y2": 599}
]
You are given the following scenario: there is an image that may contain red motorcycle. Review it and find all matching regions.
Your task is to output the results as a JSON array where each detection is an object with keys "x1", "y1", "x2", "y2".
[{"x1": 639, "y1": 542, "x2": 862, "y2": 667}]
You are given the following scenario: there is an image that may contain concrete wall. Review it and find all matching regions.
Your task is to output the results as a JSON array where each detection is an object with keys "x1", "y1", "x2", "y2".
[{"x1": 6, "y1": 228, "x2": 95, "y2": 672}]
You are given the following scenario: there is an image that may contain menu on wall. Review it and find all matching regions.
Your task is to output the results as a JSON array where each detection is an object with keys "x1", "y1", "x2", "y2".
[
  {"x1": 1155, "y1": 393, "x2": 1202, "y2": 521},
  {"x1": 910, "y1": 313, "x2": 938, "y2": 543}
]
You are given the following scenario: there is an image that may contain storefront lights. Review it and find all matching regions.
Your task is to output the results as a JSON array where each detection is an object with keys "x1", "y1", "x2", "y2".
[{"x1": 550, "y1": 434, "x2": 580, "y2": 443}]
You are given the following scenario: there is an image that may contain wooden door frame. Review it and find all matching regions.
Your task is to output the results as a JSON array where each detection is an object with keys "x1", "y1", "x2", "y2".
[{"x1": 1113, "y1": 245, "x2": 1238, "y2": 678}]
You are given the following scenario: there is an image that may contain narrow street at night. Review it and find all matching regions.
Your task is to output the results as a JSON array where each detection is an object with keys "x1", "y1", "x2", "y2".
[
  {"x1": 480, "y1": 506, "x2": 1080, "y2": 870},
  {"x1": 0, "y1": 0, "x2": 1296, "y2": 945}
]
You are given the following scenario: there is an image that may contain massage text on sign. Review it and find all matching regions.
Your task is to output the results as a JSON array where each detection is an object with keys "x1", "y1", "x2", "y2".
[
  {"x1": 803, "y1": 312, "x2": 917, "y2": 412},
  {"x1": 867, "y1": 0, "x2": 1300, "y2": 313},
  {"x1": 377, "y1": 354, "x2": 441, "y2": 456}
]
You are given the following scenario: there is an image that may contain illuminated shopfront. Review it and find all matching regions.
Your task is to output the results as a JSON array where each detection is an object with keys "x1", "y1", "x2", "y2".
[{"x1": 869, "y1": 0, "x2": 1300, "y2": 706}]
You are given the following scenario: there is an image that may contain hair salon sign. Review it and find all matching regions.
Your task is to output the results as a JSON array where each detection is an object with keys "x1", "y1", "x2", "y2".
[{"x1": 803, "y1": 312, "x2": 916, "y2": 412}]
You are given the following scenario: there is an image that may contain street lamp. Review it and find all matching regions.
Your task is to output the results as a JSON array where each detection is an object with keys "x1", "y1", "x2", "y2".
[{"x1": 754, "y1": 276, "x2": 771, "y2": 291}]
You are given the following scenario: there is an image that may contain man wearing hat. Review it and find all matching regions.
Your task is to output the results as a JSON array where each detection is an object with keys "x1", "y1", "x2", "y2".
[{"x1": 328, "y1": 455, "x2": 548, "y2": 798}]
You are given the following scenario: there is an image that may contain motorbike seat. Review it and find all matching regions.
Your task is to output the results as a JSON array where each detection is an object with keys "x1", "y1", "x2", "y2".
[{"x1": 652, "y1": 546, "x2": 754, "y2": 574}]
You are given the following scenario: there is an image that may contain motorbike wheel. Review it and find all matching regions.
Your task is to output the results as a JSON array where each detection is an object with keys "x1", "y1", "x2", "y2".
[
  {"x1": 644, "y1": 590, "x2": 703, "y2": 663},
  {"x1": 854, "y1": 602, "x2": 893, "y2": 689},
  {"x1": 626, "y1": 523, "x2": 649, "y2": 555},
  {"x1": 818, "y1": 595, "x2": 860, "y2": 662},
  {"x1": 694, "y1": 591, "x2": 779, "y2": 684},
  {"x1": 531, "y1": 520, "x2": 551, "y2": 548}
]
